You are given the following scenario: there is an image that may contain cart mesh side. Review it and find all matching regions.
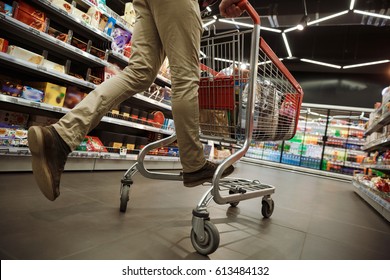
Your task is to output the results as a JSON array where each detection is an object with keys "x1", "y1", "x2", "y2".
[{"x1": 198, "y1": 31, "x2": 302, "y2": 143}]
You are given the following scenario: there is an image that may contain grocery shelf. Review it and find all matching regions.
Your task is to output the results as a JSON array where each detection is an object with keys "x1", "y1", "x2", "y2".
[
  {"x1": 363, "y1": 135, "x2": 390, "y2": 152},
  {"x1": 352, "y1": 178, "x2": 390, "y2": 222},
  {"x1": 0, "y1": 52, "x2": 96, "y2": 90},
  {"x1": 365, "y1": 111, "x2": 390, "y2": 136},
  {"x1": 0, "y1": 13, "x2": 109, "y2": 67},
  {"x1": 73, "y1": 0, "x2": 134, "y2": 34},
  {"x1": 361, "y1": 164, "x2": 390, "y2": 170},
  {"x1": 32, "y1": 0, "x2": 113, "y2": 42},
  {"x1": 0, "y1": 146, "x2": 181, "y2": 172},
  {"x1": 0, "y1": 95, "x2": 173, "y2": 135}
]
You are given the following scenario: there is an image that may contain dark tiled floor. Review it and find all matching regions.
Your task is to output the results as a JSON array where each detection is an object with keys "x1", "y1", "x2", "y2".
[{"x1": 0, "y1": 162, "x2": 389, "y2": 260}]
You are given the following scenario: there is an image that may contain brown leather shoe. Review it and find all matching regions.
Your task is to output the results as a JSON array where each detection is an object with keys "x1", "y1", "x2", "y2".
[
  {"x1": 183, "y1": 160, "x2": 234, "y2": 187},
  {"x1": 28, "y1": 126, "x2": 70, "y2": 201}
]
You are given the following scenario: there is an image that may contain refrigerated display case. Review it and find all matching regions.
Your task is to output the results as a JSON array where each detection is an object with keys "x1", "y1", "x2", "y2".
[{"x1": 245, "y1": 103, "x2": 372, "y2": 177}]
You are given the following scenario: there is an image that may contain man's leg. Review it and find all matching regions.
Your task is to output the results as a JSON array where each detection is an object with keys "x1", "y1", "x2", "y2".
[
  {"x1": 28, "y1": 0, "x2": 165, "y2": 200},
  {"x1": 148, "y1": 0, "x2": 234, "y2": 187}
]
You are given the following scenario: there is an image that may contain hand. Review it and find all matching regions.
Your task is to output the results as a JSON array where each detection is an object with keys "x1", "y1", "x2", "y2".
[{"x1": 219, "y1": 0, "x2": 244, "y2": 18}]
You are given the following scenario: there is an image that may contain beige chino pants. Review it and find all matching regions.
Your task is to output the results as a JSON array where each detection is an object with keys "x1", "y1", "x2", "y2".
[{"x1": 53, "y1": 0, "x2": 206, "y2": 172}]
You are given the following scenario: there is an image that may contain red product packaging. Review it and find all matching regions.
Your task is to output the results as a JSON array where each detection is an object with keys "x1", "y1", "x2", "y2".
[
  {"x1": 13, "y1": 1, "x2": 46, "y2": 31},
  {"x1": 0, "y1": 38, "x2": 8, "y2": 52}
]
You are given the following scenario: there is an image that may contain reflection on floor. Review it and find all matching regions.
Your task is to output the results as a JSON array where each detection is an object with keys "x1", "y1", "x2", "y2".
[{"x1": 0, "y1": 162, "x2": 389, "y2": 260}]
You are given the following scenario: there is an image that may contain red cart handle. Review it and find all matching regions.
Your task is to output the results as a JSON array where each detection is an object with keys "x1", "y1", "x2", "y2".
[{"x1": 237, "y1": 0, "x2": 260, "y2": 25}]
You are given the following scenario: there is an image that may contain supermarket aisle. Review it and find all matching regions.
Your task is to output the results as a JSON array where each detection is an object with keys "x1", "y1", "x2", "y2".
[{"x1": 0, "y1": 161, "x2": 389, "y2": 260}]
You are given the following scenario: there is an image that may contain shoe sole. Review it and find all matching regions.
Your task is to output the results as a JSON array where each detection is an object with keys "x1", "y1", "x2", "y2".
[
  {"x1": 184, "y1": 166, "x2": 235, "y2": 188},
  {"x1": 28, "y1": 127, "x2": 56, "y2": 201}
]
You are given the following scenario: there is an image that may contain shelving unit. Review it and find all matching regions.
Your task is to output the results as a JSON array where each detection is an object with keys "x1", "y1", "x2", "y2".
[
  {"x1": 0, "y1": 0, "x2": 179, "y2": 171},
  {"x1": 352, "y1": 95, "x2": 390, "y2": 222},
  {"x1": 245, "y1": 103, "x2": 371, "y2": 177}
]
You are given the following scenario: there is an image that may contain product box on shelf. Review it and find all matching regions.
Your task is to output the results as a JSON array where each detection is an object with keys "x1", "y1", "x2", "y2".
[
  {"x1": 87, "y1": 6, "x2": 101, "y2": 28},
  {"x1": 47, "y1": 27, "x2": 69, "y2": 42},
  {"x1": 89, "y1": 45, "x2": 106, "y2": 60},
  {"x1": 63, "y1": 86, "x2": 86, "y2": 109},
  {"x1": 111, "y1": 27, "x2": 132, "y2": 54},
  {"x1": 0, "y1": 75, "x2": 23, "y2": 97},
  {"x1": 7, "y1": 45, "x2": 44, "y2": 65},
  {"x1": 78, "y1": 136, "x2": 107, "y2": 152},
  {"x1": 124, "y1": 2, "x2": 136, "y2": 28},
  {"x1": 0, "y1": 38, "x2": 8, "y2": 52},
  {"x1": 27, "y1": 82, "x2": 66, "y2": 107},
  {"x1": 0, "y1": 109, "x2": 29, "y2": 127},
  {"x1": 104, "y1": 17, "x2": 116, "y2": 36},
  {"x1": 13, "y1": 0, "x2": 46, "y2": 31},
  {"x1": 0, "y1": 1, "x2": 13, "y2": 16},
  {"x1": 104, "y1": 64, "x2": 120, "y2": 81},
  {"x1": 71, "y1": 37, "x2": 88, "y2": 51},
  {"x1": 28, "y1": 115, "x2": 58, "y2": 127},
  {"x1": 98, "y1": 13, "x2": 108, "y2": 31},
  {"x1": 21, "y1": 86, "x2": 44, "y2": 102},
  {"x1": 42, "y1": 59, "x2": 65, "y2": 73},
  {"x1": 0, "y1": 125, "x2": 28, "y2": 147},
  {"x1": 72, "y1": 7, "x2": 91, "y2": 25},
  {"x1": 50, "y1": 0, "x2": 73, "y2": 14}
]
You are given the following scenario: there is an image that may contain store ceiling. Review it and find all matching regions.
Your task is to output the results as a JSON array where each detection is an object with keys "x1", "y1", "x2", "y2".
[
  {"x1": 202, "y1": 0, "x2": 390, "y2": 76},
  {"x1": 109, "y1": 0, "x2": 389, "y2": 76}
]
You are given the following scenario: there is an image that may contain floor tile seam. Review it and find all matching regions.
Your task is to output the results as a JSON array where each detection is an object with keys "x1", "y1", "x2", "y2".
[
  {"x1": 303, "y1": 232, "x2": 390, "y2": 259},
  {"x1": 309, "y1": 213, "x2": 390, "y2": 236}
]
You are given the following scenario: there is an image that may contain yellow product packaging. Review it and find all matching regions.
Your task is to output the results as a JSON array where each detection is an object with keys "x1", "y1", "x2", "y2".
[{"x1": 28, "y1": 82, "x2": 66, "y2": 107}]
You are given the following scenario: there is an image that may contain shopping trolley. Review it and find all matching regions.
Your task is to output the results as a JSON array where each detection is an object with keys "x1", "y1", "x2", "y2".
[{"x1": 118, "y1": 0, "x2": 303, "y2": 255}]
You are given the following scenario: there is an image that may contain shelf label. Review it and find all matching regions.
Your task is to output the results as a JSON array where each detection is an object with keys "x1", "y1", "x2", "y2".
[
  {"x1": 30, "y1": 102, "x2": 41, "y2": 108},
  {"x1": 52, "y1": 106, "x2": 62, "y2": 113},
  {"x1": 73, "y1": 48, "x2": 84, "y2": 55},
  {"x1": 29, "y1": 27, "x2": 41, "y2": 37},
  {"x1": 37, "y1": 65, "x2": 48, "y2": 72},
  {"x1": 0, "y1": 13, "x2": 5, "y2": 20},
  {"x1": 120, "y1": 148, "x2": 127, "y2": 157},
  {"x1": 58, "y1": 9, "x2": 68, "y2": 16}
]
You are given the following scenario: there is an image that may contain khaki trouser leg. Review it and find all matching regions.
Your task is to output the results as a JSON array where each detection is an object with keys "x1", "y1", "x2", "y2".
[
  {"x1": 53, "y1": 0, "x2": 165, "y2": 150},
  {"x1": 148, "y1": 0, "x2": 205, "y2": 172}
]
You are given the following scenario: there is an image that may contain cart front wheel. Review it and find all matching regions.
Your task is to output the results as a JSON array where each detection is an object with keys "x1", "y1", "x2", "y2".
[
  {"x1": 228, "y1": 190, "x2": 240, "y2": 207},
  {"x1": 190, "y1": 220, "x2": 220, "y2": 255},
  {"x1": 261, "y1": 198, "x2": 274, "y2": 218},
  {"x1": 120, "y1": 185, "x2": 130, "y2": 213}
]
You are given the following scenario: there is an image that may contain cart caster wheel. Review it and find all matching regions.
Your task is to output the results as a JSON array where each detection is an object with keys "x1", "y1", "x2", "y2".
[
  {"x1": 228, "y1": 190, "x2": 239, "y2": 207},
  {"x1": 261, "y1": 199, "x2": 274, "y2": 218},
  {"x1": 120, "y1": 185, "x2": 130, "y2": 213},
  {"x1": 190, "y1": 220, "x2": 220, "y2": 255}
]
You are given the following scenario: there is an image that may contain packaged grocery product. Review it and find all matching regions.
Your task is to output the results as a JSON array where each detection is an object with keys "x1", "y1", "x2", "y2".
[
  {"x1": 51, "y1": 0, "x2": 73, "y2": 14},
  {"x1": 7, "y1": 45, "x2": 44, "y2": 65},
  {"x1": 27, "y1": 82, "x2": 66, "y2": 107},
  {"x1": 63, "y1": 86, "x2": 86, "y2": 109},
  {"x1": 71, "y1": 37, "x2": 88, "y2": 51},
  {"x1": 104, "y1": 64, "x2": 121, "y2": 81},
  {"x1": 42, "y1": 59, "x2": 65, "y2": 73},
  {"x1": 0, "y1": 75, "x2": 23, "y2": 97},
  {"x1": 104, "y1": 17, "x2": 116, "y2": 36},
  {"x1": 98, "y1": 14, "x2": 109, "y2": 31},
  {"x1": 0, "y1": 38, "x2": 8, "y2": 52},
  {"x1": 72, "y1": 7, "x2": 91, "y2": 25},
  {"x1": 87, "y1": 6, "x2": 101, "y2": 28},
  {"x1": 0, "y1": 110, "x2": 29, "y2": 127},
  {"x1": 47, "y1": 27, "x2": 69, "y2": 42},
  {"x1": 13, "y1": 0, "x2": 46, "y2": 31},
  {"x1": 124, "y1": 2, "x2": 136, "y2": 27},
  {"x1": 22, "y1": 86, "x2": 44, "y2": 102},
  {"x1": 0, "y1": 1, "x2": 12, "y2": 16},
  {"x1": 111, "y1": 27, "x2": 132, "y2": 54}
]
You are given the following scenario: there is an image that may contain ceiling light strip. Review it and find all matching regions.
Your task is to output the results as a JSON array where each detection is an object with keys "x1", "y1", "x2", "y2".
[
  {"x1": 343, "y1": 60, "x2": 390, "y2": 69},
  {"x1": 282, "y1": 33, "x2": 293, "y2": 57},
  {"x1": 354, "y1": 10, "x2": 390, "y2": 20},
  {"x1": 349, "y1": 0, "x2": 356, "y2": 10},
  {"x1": 218, "y1": 19, "x2": 254, "y2": 28},
  {"x1": 202, "y1": 19, "x2": 216, "y2": 28},
  {"x1": 308, "y1": 10, "x2": 349, "y2": 25},
  {"x1": 301, "y1": 58, "x2": 342, "y2": 69}
]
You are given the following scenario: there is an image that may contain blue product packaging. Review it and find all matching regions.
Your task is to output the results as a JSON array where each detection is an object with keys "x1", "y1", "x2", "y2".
[{"x1": 22, "y1": 86, "x2": 44, "y2": 102}]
